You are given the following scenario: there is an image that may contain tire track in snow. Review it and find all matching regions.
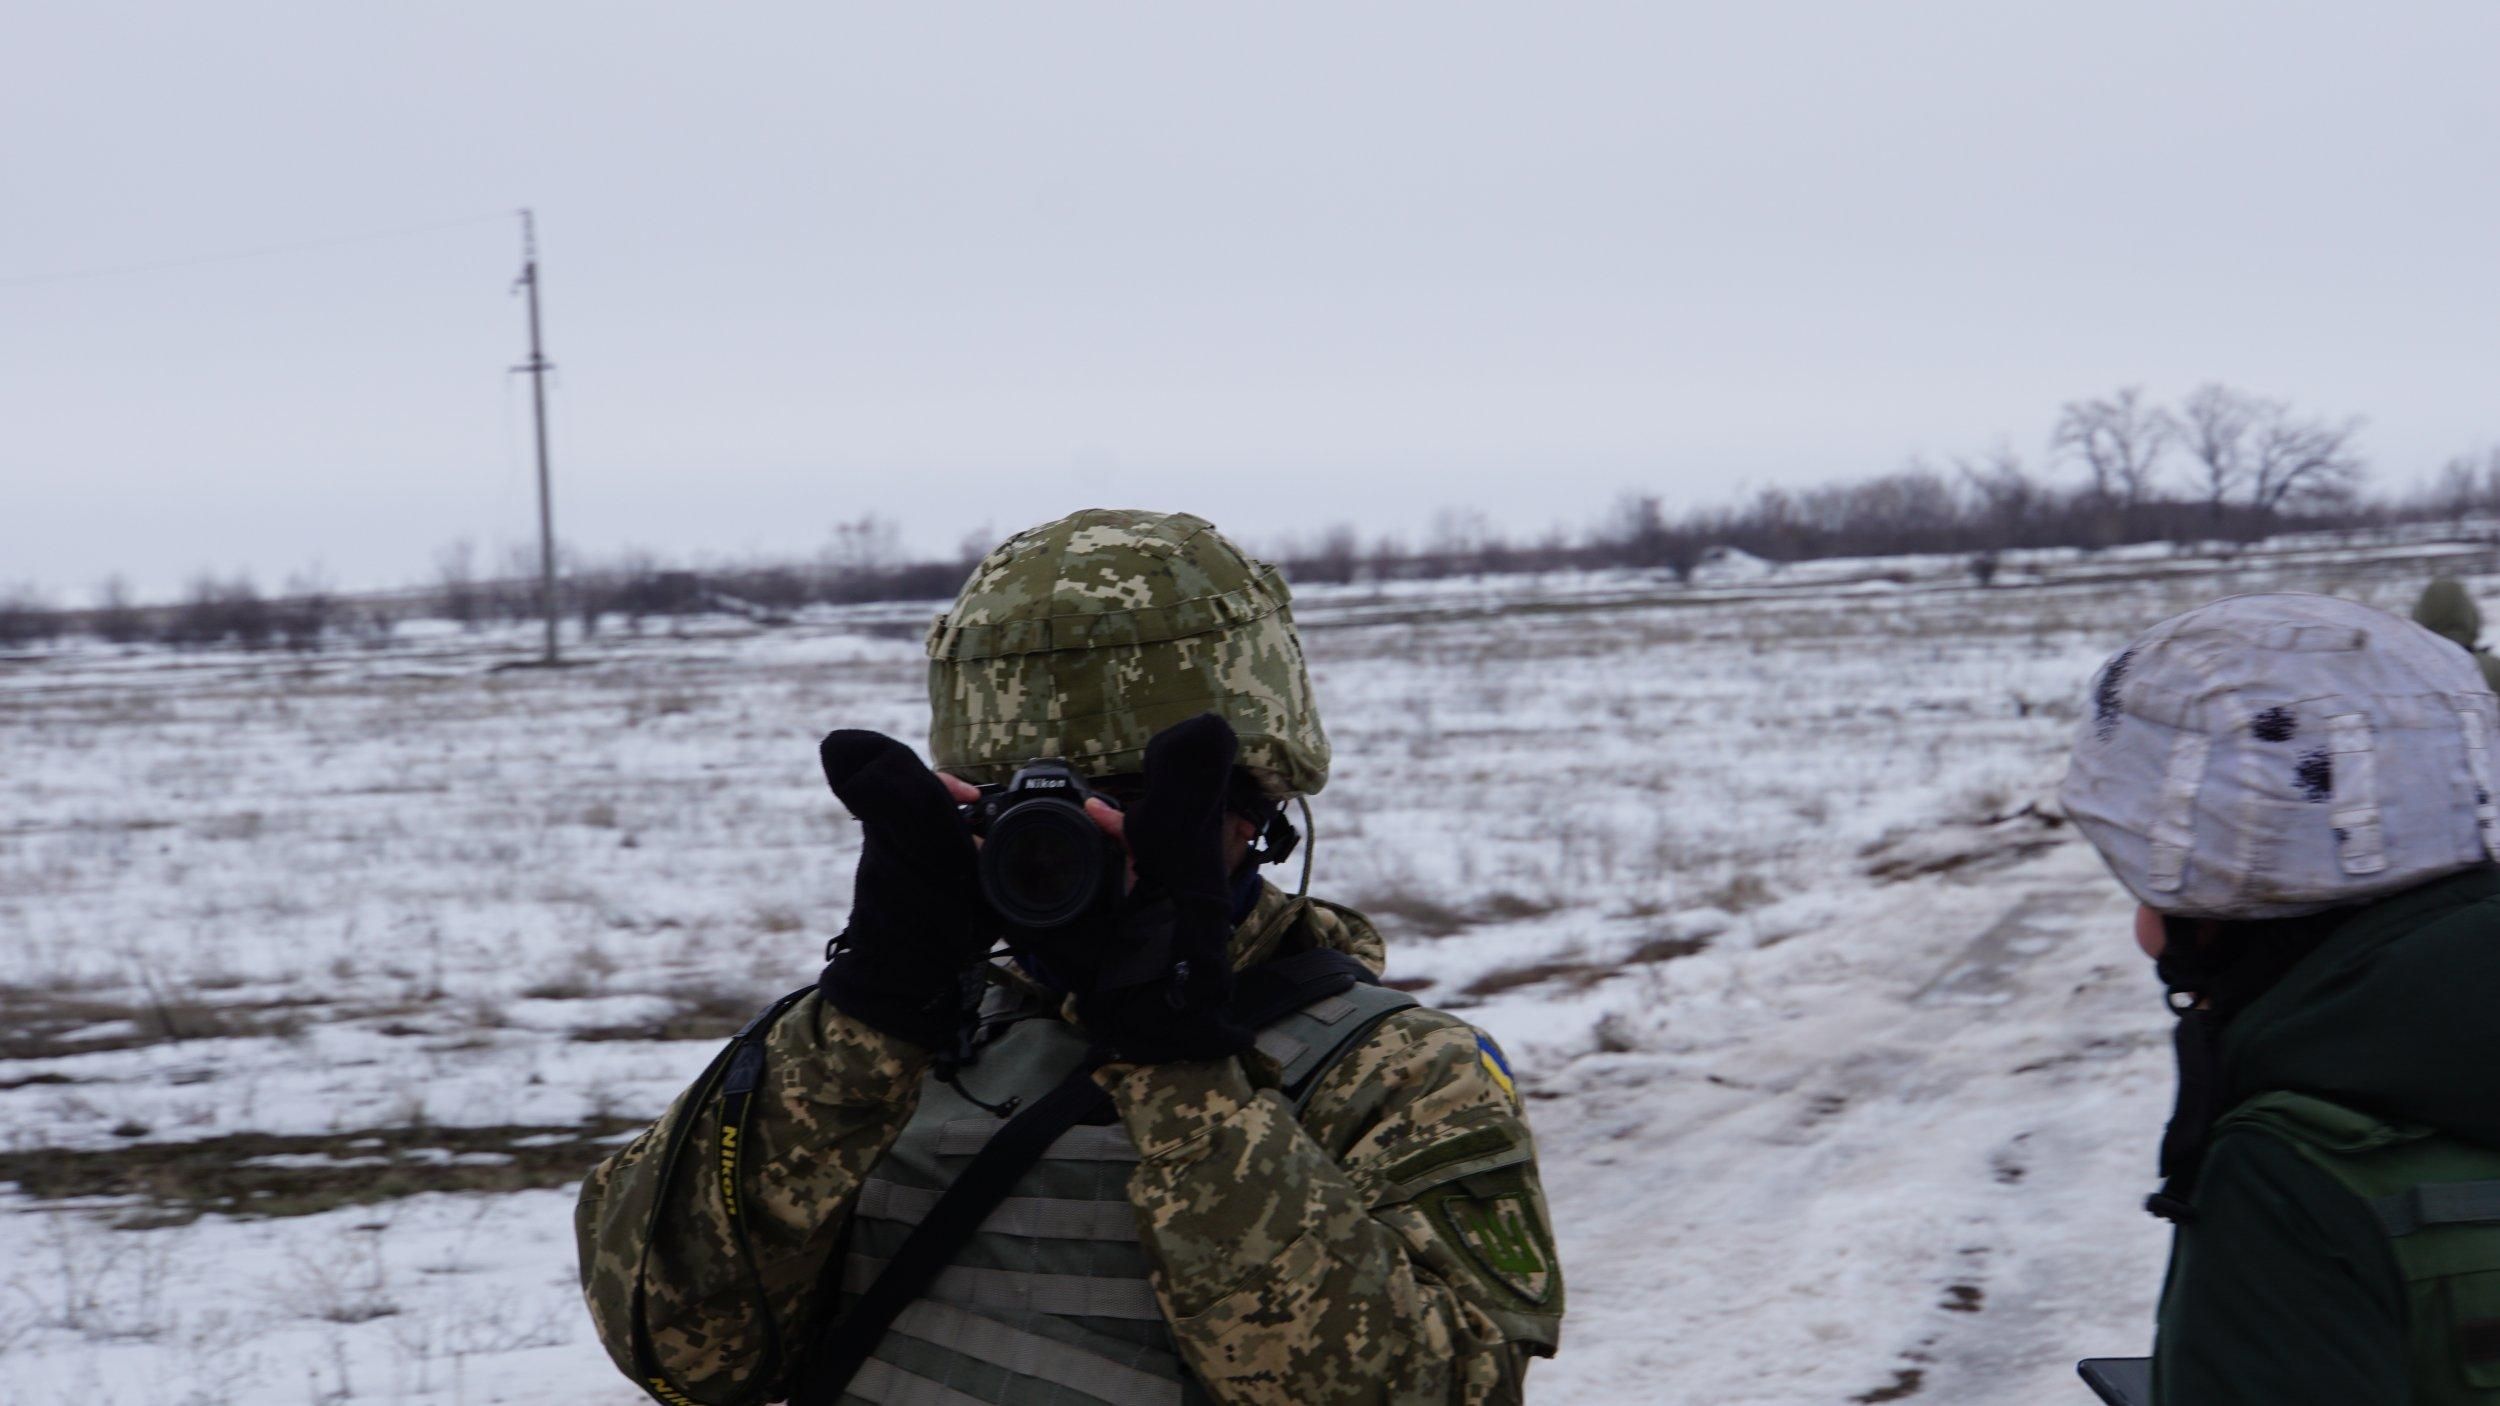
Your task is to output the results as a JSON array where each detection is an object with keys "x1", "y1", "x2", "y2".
[{"x1": 1527, "y1": 844, "x2": 2170, "y2": 1404}]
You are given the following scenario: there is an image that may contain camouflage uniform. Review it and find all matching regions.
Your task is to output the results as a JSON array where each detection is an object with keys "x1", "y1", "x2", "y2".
[{"x1": 576, "y1": 511, "x2": 1563, "y2": 1404}]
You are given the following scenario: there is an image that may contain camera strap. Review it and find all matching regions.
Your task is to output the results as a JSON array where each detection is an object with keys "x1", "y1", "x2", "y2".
[
  {"x1": 794, "y1": 947, "x2": 1379, "y2": 1404},
  {"x1": 624, "y1": 982, "x2": 817, "y2": 1406}
]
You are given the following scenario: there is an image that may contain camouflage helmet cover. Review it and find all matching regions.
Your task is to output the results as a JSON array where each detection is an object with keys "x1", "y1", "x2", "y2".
[{"x1": 926, "y1": 509, "x2": 1330, "y2": 795}]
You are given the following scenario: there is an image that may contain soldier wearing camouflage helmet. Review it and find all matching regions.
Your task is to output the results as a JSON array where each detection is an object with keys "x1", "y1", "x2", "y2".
[
  {"x1": 2411, "y1": 575, "x2": 2500, "y2": 694},
  {"x1": 576, "y1": 509, "x2": 1563, "y2": 1405},
  {"x1": 2063, "y1": 592, "x2": 2500, "y2": 1405}
]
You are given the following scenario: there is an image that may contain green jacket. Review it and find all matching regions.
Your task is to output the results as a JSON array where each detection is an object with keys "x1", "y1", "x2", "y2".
[
  {"x1": 2410, "y1": 579, "x2": 2500, "y2": 694},
  {"x1": 2154, "y1": 867, "x2": 2500, "y2": 1404}
]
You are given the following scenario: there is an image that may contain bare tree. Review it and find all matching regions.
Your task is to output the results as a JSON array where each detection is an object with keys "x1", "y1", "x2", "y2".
[
  {"x1": 0, "y1": 585, "x2": 60, "y2": 648},
  {"x1": 1811, "y1": 466, "x2": 1959, "y2": 554},
  {"x1": 1425, "y1": 509, "x2": 1499, "y2": 575},
  {"x1": 2054, "y1": 386, "x2": 2175, "y2": 507},
  {"x1": 824, "y1": 515, "x2": 902, "y2": 573},
  {"x1": 2427, "y1": 452, "x2": 2486, "y2": 525},
  {"x1": 606, "y1": 548, "x2": 664, "y2": 631},
  {"x1": 1957, "y1": 446, "x2": 2042, "y2": 546},
  {"x1": 2423, "y1": 446, "x2": 2500, "y2": 525},
  {"x1": 434, "y1": 539, "x2": 481, "y2": 629},
  {"x1": 277, "y1": 569, "x2": 335, "y2": 653},
  {"x1": 1282, "y1": 524, "x2": 1362, "y2": 585},
  {"x1": 1364, "y1": 533, "x2": 1411, "y2": 580},
  {"x1": 2248, "y1": 408, "x2": 2367, "y2": 516},
  {"x1": 2177, "y1": 384, "x2": 2264, "y2": 528},
  {"x1": 167, "y1": 574, "x2": 271, "y2": 650},
  {"x1": 91, "y1": 576, "x2": 148, "y2": 645},
  {"x1": 1601, "y1": 493, "x2": 1706, "y2": 580},
  {"x1": 495, "y1": 541, "x2": 548, "y2": 624},
  {"x1": 815, "y1": 515, "x2": 907, "y2": 602}
]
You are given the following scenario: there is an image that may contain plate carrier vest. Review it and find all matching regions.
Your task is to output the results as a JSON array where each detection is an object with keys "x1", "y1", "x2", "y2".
[{"x1": 815, "y1": 960, "x2": 1416, "y2": 1406}]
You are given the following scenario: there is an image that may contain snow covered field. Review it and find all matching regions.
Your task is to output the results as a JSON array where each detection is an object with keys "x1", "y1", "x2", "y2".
[{"x1": 4, "y1": 533, "x2": 2496, "y2": 1403}]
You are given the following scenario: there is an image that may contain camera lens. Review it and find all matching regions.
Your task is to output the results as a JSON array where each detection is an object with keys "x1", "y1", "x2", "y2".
[{"x1": 979, "y1": 799, "x2": 1110, "y2": 930}]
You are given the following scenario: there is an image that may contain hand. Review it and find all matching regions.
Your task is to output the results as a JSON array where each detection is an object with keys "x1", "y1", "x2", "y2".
[
  {"x1": 815, "y1": 731, "x2": 994, "y2": 1050},
  {"x1": 1066, "y1": 713, "x2": 1252, "y2": 1063}
]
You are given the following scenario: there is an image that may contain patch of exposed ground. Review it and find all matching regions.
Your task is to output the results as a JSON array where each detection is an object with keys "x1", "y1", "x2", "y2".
[
  {"x1": 1454, "y1": 932, "x2": 1711, "y2": 1000},
  {"x1": 567, "y1": 984, "x2": 778, "y2": 1042},
  {"x1": 0, "y1": 1118, "x2": 645, "y2": 1227},
  {"x1": 1861, "y1": 807, "x2": 2068, "y2": 884},
  {"x1": 1851, "y1": 1367, "x2": 1927, "y2": 1402},
  {"x1": 0, "y1": 985, "x2": 317, "y2": 1060},
  {"x1": 1359, "y1": 890, "x2": 1562, "y2": 939}
]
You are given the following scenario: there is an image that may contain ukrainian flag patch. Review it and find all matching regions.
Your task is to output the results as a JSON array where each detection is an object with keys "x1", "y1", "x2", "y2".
[{"x1": 1474, "y1": 1031, "x2": 1518, "y2": 1105}]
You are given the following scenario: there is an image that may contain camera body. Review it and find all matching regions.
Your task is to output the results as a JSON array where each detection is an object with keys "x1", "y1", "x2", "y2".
[{"x1": 967, "y1": 759, "x2": 1127, "y2": 932}]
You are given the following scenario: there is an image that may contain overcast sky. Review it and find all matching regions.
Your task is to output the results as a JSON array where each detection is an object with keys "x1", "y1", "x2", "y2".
[{"x1": 5, "y1": 3, "x2": 2496, "y2": 600}]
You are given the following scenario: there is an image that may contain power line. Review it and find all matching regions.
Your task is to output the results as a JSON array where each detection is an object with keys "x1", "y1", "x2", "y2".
[
  {"x1": 0, "y1": 210, "x2": 515, "y2": 290},
  {"x1": 513, "y1": 208, "x2": 562, "y2": 666}
]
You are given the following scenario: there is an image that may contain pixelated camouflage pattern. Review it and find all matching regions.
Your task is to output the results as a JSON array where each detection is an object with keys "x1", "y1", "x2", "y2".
[
  {"x1": 575, "y1": 997, "x2": 933, "y2": 1403},
  {"x1": 578, "y1": 885, "x2": 1561, "y2": 1405},
  {"x1": 927, "y1": 509, "x2": 1331, "y2": 796},
  {"x1": 1095, "y1": 901, "x2": 1562, "y2": 1406},
  {"x1": 1227, "y1": 883, "x2": 1386, "y2": 976}
]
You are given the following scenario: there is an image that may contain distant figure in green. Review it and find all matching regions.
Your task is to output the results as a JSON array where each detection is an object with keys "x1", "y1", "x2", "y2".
[{"x1": 2411, "y1": 576, "x2": 2500, "y2": 693}]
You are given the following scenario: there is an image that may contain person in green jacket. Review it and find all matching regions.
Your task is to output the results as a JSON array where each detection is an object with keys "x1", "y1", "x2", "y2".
[
  {"x1": 2412, "y1": 576, "x2": 2500, "y2": 693},
  {"x1": 2062, "y1": 592, "x2": 2500, "y2": 1404}
]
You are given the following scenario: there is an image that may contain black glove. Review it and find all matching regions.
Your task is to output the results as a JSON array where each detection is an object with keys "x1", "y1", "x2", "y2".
[
  {"x1": 1070, "y1": 713, "x2": 1253, "y2": 1063},
  {"x1": 815, "y1": 730, "x2": 994, "y2": 1050}
]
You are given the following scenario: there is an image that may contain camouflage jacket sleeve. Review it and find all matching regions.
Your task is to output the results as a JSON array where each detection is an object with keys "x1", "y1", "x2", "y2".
[
  {"x1": 1096, "y1": 1007, "x2": 1564, "y2": 1406},
  {"x1": 574, "y1": 993, "x2": 933, "y2": 1403}
]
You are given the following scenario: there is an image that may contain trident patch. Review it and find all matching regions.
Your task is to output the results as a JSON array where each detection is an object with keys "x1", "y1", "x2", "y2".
[{"x1": 1440, "y1": 1190, "x2": 1554, "y2": 1305}]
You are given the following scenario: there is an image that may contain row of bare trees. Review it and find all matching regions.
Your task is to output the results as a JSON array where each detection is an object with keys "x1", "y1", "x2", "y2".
[
  {"x1": 1266, "y1": 384, "x2": 2391, "y2": 584},
  {"x1": 10, "y1": 385, "x2": 2493, "y2": 650},
  {"x1": 0, "y1": 572, "x2": 382, "y2": 653},
  {"x1": 1261, "y1": 391, "x2": 2392, "y2": 586},
  {"x1": 2059, "y1": 384, "x2": 2367, "y2": 526},
  {"x1": 419, "y1": 515, "x2": 990, "y2": 637}
]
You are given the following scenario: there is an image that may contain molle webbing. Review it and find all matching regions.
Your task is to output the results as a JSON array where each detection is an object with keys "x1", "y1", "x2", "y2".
[
  {"x1": 857, "y1": 1179, "x2": 1143, "y2": 1242},
  {"x1": 2372, "y1": 1181, "x2": 2500, "y2": 1238},
  {"x1": 873, "y1": 1302, "x2": 1182, "y2": 1406},
  {"x1": 841, "y1": 1257, "x2": 1166, "y2": 1322},
  {"x1": 813, "y1": 949, "x2": 1413, "y2": 1406},
  {"x1": 1253, "y1": 992, "x2": 1361, "y2": 1082},
  {"x1": 848, "y1": 1359, "x2": 988, "y2": 1406},
  {"x1": 933, "y1": 1120, "x2": 1142, "y2": 1161}
]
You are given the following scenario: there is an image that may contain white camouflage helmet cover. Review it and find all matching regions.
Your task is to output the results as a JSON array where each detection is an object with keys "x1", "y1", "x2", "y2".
[{"x1": 2060, "y1": 591, "x2": 2500, "y2": 918}]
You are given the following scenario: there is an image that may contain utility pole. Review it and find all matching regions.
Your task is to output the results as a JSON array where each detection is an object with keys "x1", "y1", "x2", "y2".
[{"x1": 514, "y1": 208, "x2": 560, "y2": 665}]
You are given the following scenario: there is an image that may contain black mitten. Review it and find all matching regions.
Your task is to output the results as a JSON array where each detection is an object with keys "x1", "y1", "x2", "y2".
[
  {"x1": 1075, "y1": 713, "x2": 1253, "y2": 1063},
  {"x1": 815, "y1": 730, "x2": 994, "y2": 1050}
]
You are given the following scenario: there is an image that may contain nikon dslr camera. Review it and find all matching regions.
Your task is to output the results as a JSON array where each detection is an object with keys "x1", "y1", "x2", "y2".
[{"x1": 966, "y1": 760, "x2": 1127, "y2": 932}]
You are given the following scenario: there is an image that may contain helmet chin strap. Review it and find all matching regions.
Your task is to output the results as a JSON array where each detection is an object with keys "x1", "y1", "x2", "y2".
[{"x1": 1295, "y1": 797, "x2": 1315, "y2": 902}]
